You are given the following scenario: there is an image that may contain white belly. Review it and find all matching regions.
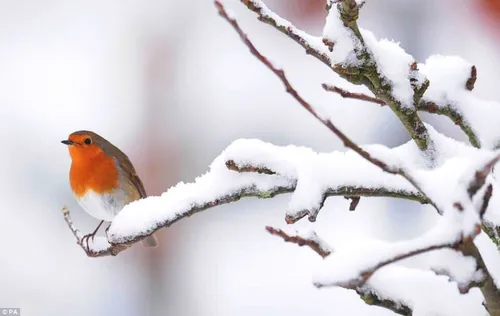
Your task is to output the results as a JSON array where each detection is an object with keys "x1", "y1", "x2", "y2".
[{"x1": 76, "y1": 190, "x2": 126, "y2": 222}]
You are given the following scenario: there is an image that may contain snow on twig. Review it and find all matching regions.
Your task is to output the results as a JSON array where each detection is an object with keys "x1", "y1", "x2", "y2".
[
  {"x1": 107, "y1": 137, "x2": 432, "y2": 244},
  {"x1": 321, "y1": 83, "x2": 478, "y2": 147}
]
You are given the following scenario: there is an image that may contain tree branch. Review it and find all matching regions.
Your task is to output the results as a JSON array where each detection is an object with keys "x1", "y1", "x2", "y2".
[
  {"x1": 216, "y1": 0, "x2": 439, "y2": 214},
  {"x1": 321, "y1": 82, "x2": 480, "y2": 148},
  {"x1": 467, "y1": 154, "x2": 500, "y2": 198},
  {"x1": 265, "y1": 226, "x2": 332, "y2": 258},
  {"x1": 225, "y1": 157, "x2": 428, "y2": 222},
  {"x1": 240, "y1": 0, "x2": 435, "y2": 154},
  {"x1": 418, "y1": 101, "x2": 480, "y2": 148},
  {"x1": 322, "y1": 82, "x2": 480, "y2": 148},
  {"x1": 322, "y1": 83, "x2": 385, "y2": 105},
  {"x1": 239, "y1": 0, "x2": 332, "y2": 68},
  {"x1": 357, "y1": 290, "x2": 412, "y2": 316}
]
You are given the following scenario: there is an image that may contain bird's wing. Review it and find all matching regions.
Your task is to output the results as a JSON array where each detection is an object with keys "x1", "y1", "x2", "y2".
[
  {"x1": 85, "y1": 131, "x2": 148, "y2": 199},
  {"x1": 115, "y1": 156, "x2": 148, "y2": 199}
]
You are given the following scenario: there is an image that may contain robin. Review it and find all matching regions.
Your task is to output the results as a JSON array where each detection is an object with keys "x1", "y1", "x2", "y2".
[{"x1": 62, "y1": 130, "x2": 158, "y2": 249}]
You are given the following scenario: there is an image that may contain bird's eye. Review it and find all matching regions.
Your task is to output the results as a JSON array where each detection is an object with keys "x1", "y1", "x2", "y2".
[{"x1": 84, "y1": 137, "x2": 92, "y2": 145}]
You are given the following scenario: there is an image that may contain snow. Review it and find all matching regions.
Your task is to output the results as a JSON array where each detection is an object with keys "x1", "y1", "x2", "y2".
[
  {"x1": 322, "y1": 5, "x2": 361, "y2": 65},
  {"x1": 422, "y1": 249, "x2": 483, "y2": 289},
  {"x1": 419, "y1": 55, "x2": 472, "y2": 101},
  {"x1": 107, "y1": 137, "x2": 417, "y2": 243},
  {"x1": 312, "y1": 205, "x2": 474, "y2": 288},
  {"x1": 322, "y1": 2, "x2": 418, "y2": 106},
  {"x1": 362, "y1": 30, "x2": 416, "y2": 106},
  {"x1": 109, "y1": 125, "x2": 498, "y2": 245},
  {"x1": 87, "y1": 236, "x2": 113, "y2": 252},
  {"x1": 419, "y1": 55, "x2": 500, "y2": 149},
  {"x1": 249, "y1": 0, "x2": 331, "y2": 65},
  {"x1": 206, "y1": 138, "x2": 419, "y2": 221},
  {"x1": 107, "y1": 151, "x2": 294, "y2": 243},
  {"x1": 365, "y1": 266, "x2": 485, "y2": 316}
]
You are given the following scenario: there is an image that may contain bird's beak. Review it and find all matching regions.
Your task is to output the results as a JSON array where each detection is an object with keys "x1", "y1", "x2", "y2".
[{"x1": 61, "y1": 139, "x2": 74, "y2": 145}]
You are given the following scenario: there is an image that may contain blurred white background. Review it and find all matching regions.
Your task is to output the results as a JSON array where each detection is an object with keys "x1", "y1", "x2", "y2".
[{"x1": 0, "y1": 0, "x2": 499, "y2": 315}]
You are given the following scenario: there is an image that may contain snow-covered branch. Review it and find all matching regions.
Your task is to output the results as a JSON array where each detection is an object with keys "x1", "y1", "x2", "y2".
[
  {"x1": 322, "y1": 83, "x2": 481, "y2": 148},
  {"x1": 240, "y1": 0, "x2": 434, "y2": 154},
  {"x1": 418, "y1": 55, "x2": 500, "y2": 149},
  {"x1": 237, "y1": 0, "x2": 332, "y2": 68}
]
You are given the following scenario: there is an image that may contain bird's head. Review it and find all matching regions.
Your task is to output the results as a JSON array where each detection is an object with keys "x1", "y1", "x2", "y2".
[{"x1": 62, "y1": 131, "x2": 105, "y2": 163}]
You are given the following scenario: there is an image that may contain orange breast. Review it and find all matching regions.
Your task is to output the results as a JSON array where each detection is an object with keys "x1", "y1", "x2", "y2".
[{"x1": 69, "y1": 150, "x2": 119, "y2": 197}]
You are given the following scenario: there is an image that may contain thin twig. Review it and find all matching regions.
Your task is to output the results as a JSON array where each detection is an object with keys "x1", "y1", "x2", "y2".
[
  {"x1": 239, "y1": 0, "x2": 332, "y2": 68},
  {"x1": 322, "y1": 82, "x2": 480, "y2": 148},
  {"x1": 466, "y1": 66, "x2": 477, "y2": 91},
  {"x1": 479, "y1": 184, "x2": 493, "y2": 218},
  {"x1": 345, "y1": 196, "x2": 361, "y2": 211},
  {"x1": 322, "y1": 83, "x2": 385, "y2": 105},
  {"x1": 467, "y1": 154, "x2": 500, "y2": 198},
  {"x1": 266, "y1": 226, "x2": 332, "y2": 258},
  {"x1": 431, "y1": 267, "x2": 484, "y2": 295},
  {"x1": 226, "y1": 159, "x2": 275, "y2": 175}
]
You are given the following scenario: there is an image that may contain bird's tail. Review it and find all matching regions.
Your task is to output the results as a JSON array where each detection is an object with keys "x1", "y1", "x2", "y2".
[{"x1": 141, "y1": 234, "x2": 158, "y2": 248}]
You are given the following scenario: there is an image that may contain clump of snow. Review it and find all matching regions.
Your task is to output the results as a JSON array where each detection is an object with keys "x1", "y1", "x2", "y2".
[
  {"x1": 322, "y1": 2, "x2": 418, "y2": 105},
  {"x1": 419, "y1": 55, "x2": 500, "y2": 149},
  {"x1": 419, "y1": 248, "x2": 482, "y2": 288},
  {"x1": 366, "y1": 266, "x2": 485, "y2": 315},
  {"x1": 221, "y1": 138, "x2": 418, "y2": 220},
  {"x1": 88, "y1": 236, "x2": 113, "y2": 252},
  {"x1": 362, "y1": 30, "x2": 415, "y2": 107},
  {"x1": 419, "y1": 55, "x2": 472, "y2": 102},
  {"x1": 322, "y1": 4, "x2": 361, "y2": 65}
]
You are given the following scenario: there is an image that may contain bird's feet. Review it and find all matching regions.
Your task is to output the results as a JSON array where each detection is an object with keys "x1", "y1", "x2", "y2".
[
  {"x1": 104, "y1": 223, "x2": 111, "y2": 240},
  {"x1": 81, "y1": 220, "x2": 105, "y2": 252},
  {"x1": 81, "y1": 232, "x2": 97, "y2": 252}
]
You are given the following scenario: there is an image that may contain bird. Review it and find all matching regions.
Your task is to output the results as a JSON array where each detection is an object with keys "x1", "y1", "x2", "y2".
[{"x1": 62, "y1": 130, "x2": 158, "y2": 249}]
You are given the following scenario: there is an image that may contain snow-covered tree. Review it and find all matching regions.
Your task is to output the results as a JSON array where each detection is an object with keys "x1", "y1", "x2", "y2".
[{"x1": 62, "y1": 1, "x2": 500, "y2": 315}]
